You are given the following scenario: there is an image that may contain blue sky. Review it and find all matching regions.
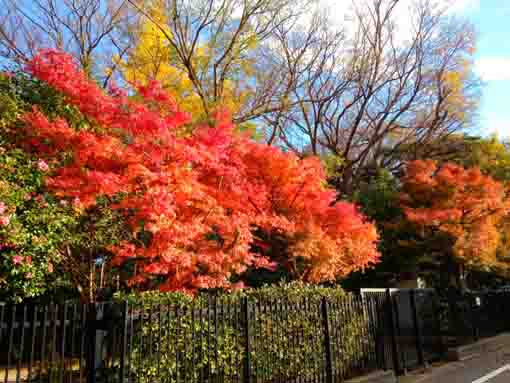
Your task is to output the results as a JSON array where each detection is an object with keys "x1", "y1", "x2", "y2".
[{"x1": 468, "y1": 1, "x2": 510, "y2": 137}]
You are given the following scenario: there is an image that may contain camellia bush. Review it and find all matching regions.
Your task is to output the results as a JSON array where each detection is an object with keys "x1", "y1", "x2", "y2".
[
  {"x1": 0, "y1": 146, "x2": 78, "y2": 301},
  {"x1": 0, "y1": 73, "x2": 85, "y2": 302},
  {"x1": 13, "y1": 49, "x2": 379, "y2": 295},
  {"x1": 0, "y1": 71, "x2": 133, "y2": 302}
]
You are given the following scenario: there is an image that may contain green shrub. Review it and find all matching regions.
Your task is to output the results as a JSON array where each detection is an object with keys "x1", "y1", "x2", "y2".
[{"x1": 115, "y1": 282, "x2": 373, "y2": 382}]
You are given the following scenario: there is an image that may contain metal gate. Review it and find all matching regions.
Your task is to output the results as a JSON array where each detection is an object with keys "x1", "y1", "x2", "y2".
[{"x1": 360, "y1": 288, "x2": 443, "y2": 374}]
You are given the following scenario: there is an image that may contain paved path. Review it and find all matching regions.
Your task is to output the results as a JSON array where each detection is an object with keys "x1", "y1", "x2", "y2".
[{"x1": 399, "y1": 346, "x2": 510, "y2": 383}]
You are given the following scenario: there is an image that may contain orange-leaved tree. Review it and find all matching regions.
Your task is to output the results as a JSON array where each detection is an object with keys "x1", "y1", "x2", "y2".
[
  {"x1": 400, "y1": 160, "x2": 510, "y2": 288},
  {"x1": 21, "y1": 50, "x2": 379, "y2": 295}
]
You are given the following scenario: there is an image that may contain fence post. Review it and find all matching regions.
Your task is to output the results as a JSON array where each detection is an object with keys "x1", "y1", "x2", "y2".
[
  {"x1": 409, "y1": 290, "x2": 426, "y2": 369},
  {"x1": 385, "y1": 289, "x2": 401, "y2": 375},
  {"x1": 321, "y1": 297, "x2": 334, "y2": 383},
  {"x1": 470, "y1": 295, "x2": 479, "y2": 341},
  {"x1": 87, "y1": 303, "x2": 98, "y2": 383},
  {"x1": 242, "y1": 297, "x2": 252, "y2": 383},
  {"x1": 432, "y1": 292, "x2": 446, "y2": 358},
  {"x1": 119, "y1": 301, "x2": 129, "y2": 383},
  {"x1": 447, "y1": 288, "x2": 461, "y2": 345},
  {"x1": 392, "y1": 294, "x2": 406, "y2": 374}
]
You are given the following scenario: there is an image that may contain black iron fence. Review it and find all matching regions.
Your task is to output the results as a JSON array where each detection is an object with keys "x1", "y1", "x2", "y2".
[
  {"x1": 1, "y1": 293, "x2": 383, "y2": 383},
  {"x1": 1, "y1": 288, "x2": 508, "y2": 383},
  {"x1": 447, "y1": 290, "x2": 510, "y2": 346}
]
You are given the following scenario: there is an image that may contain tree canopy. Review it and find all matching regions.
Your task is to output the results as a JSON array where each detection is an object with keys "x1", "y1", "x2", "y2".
[
  {"x1": 399, "y1": 160, "x2": 510, "y2": 286},
  {"x1": 7, "y1": 50, "x2": 379, "y2": 297}
]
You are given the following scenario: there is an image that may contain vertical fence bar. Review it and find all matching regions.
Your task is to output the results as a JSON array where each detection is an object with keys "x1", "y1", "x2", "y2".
[
  {"x1": 380, "y1": 293, "x2": 390, "y2": 371},
  {"x1": 311, "y1": 297, "x2": 321, "y2": 383},
  {"x1": 147, "y1": 303, "x2": 153, "y2": 370},
  {"x1": 447, "y1": 290, "x2": 460, "y2": 345},
  {"x1": 28, "y1": 305, "x2": 37, "y2": 383},
  {"x1": 258, "y1": 298, "x2": 266, "y2": 383},
  {"x1": 60, "y1": 302, "x2": 68, "y2": 383},
  {"x1": 505, "y1": 293, "x2": 510, "y2": 332},
  {"x1": 138, "y1": 298, "x2": 145, "y2": 382},
  {"x1": 40, "y1": 305, "x2": 48, "y2": 383},
  {"x1": 432, "y1": 292, "x2": 445, "y2": 359},
  {"x1": 128, "y1": 303, "x2": 134, "y2": 383},
  {"x1": 69, "y1": 303, "x2": 77, "y2": 383},
  {"x1": 206, "y1": 295, "x2": 211, "y2": 383},
  {"x1": 385, "y1": 289, "x2": 400, "y2": 375},
  {"x1": 342, "y1": 296, "x2": 352, "y2": 378},
  {"x1": 157, "y1": 303, "x2": 162, "y2": 381},
  {"x1": 191, "y1": 301, "x2": 196, "y2": 383},
  {"x1": 87, "y1": 304, "x2": 97, "y2": 383},
  {"x1": 392, "y1": 293, "x2": 406, "y2": 374},
  {"x1": 213, "y1": 295, "x2": 219, "y2": 383},
  {"x1": 353, "y1": 295, "x2": 363, "y2": 373},
  {"x1": 365, "y1": 295, "x2": 378, "y2": 370},
  {"x1": 16, "y1": 305, "x2": 28, "y2": 383},
  {"x1": 328, "y1": 299, "x2": 336, "y2": 382},
  {"x1": 198, "y1": 299, "x2": 204, "y2": 383},
  {"x1": 0, "y1": 301, "x2": 4, "y2": 382},
  {"x1": 219, "y1": 297, "x2": 225, "y2": 383},
  {"x1": 68, "y1": 304, "x2": 75, "y2": 383},
  {"x1": 320, "y1": 297, "x2": 333, "y2": 383},
  {"x1": 5, "y1": 305, "x2": 16, "y2": 383},
  {"x1": 0, "y1": 303, "x2": 4, "y2": 342},
  {"x1": 274, "y1": 297, "x2": 281, "y2": 383},
  {"x1": 174, "y1": 304, "x2": 180, "y2": 383},
  {"x1": 409, "y1": 290, "x2": 426, "y2": 369},
  {"x1": 119, "y1": 301, "x2": 128, "y2": 383},
  {"x1": 236, "y1": 296, "x2": 243, "y2": 383},
  {"x1": 470, "y1": 295, "x2": 479, "y2": 341},
  {"x1": 79, "y1": 304, "x2": 87, "y2": 383},
  {"x1": 343, "y1": 296, "x2": 353, "y2": 380},
  {"x1": 49, "y1": 303, "x2": 59, "y2": 382},
  {"x1": 242, "y1": 297, "x2": 252, "y2": 383},
  {"x1": 164, "y1": 300, "x2": 171, "y2": 383}
]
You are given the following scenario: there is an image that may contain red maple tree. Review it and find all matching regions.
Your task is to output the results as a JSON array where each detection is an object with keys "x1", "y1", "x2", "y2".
[
  {"x1": 400, "y1": 160, "x2": 510, "y2": 284},
  {"x1": 22, "y1": 50, "x2": 379, "y2": 292}
]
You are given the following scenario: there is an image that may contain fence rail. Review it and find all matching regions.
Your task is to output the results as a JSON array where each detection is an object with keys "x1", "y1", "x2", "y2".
[{"x1": 1, "y1": 288, "x2": 508, "y2": 383}]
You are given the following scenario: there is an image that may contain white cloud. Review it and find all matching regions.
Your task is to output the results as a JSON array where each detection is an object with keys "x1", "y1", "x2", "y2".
[
  {"x1": 482, "y1": 115, "x2": 510, "y2": 138},
  {"x1": 319, "y1": 0, "x2": 478, "y2": 47},
  {"x1": 475, "y1": 57, "x2": 510, "y2": 82},
  {"x1": 446, "y1": 0, "x2": 479, "y2": 13}
]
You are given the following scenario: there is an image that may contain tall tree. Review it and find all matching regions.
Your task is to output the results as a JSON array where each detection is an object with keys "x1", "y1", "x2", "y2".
[
  {"x1": 400, "y1": 160, "x2": 510, "y2": 289},
  {"x1": 0, "y1": 0, "x2": 134, "y2": 84},
  {"x1": 20, "y1": 50, "x2": 379, "y2": 297},
  {"x1": 454, "y1": 135, "x2": 510, "y2": 182},
  {"x1": 120, "y1": 0, "x2": 252, "y2": 122},
  {"x1": 124, "y1": 0, "x2": 324, "y2": 124},
  {"x1": 268, "y1": 0, "x2": 480, "y2": 194}
]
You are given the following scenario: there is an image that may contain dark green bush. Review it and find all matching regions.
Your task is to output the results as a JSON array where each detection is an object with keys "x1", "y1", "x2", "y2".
[{"x1": 115, "y1": 282, "x2": 373, "y2": 382}]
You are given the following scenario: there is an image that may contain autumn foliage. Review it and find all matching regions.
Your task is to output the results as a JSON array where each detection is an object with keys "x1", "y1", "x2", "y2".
[
  {"x1": 20, "y1": 50, "x2": 379, "y2": 292},
  {"x1": 400, "y1": 160, "x2": 510, "y2": 270}
]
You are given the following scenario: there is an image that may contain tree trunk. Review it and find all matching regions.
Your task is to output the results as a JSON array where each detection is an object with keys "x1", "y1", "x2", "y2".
[{"x1": 440, "y1": 255, "x2": 467, "y2": 291}]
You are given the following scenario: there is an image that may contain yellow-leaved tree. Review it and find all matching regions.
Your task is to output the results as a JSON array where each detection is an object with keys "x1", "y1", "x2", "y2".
[{"x1": 120, "y1": 0, "x2": 272, "y2": 125}]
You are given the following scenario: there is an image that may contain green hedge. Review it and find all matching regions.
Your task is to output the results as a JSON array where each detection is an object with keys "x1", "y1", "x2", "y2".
[{"x1": 114, "y1": 282, "x2": 373, "y2": 382}]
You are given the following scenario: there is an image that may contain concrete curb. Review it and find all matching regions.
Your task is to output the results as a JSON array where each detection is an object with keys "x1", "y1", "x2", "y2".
[
  {"x1": 397, "y1": 332, "x2": 510, "y2": 383},
  {"x1": 397, "y1": 361, "x2": 465, "y2": 383},
  {"x1": 446, "y1": 333, "x2": 510, "y2": 361},
  {"x1": 345, "y1": 370, "x2": 397, "y2": 383}
]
